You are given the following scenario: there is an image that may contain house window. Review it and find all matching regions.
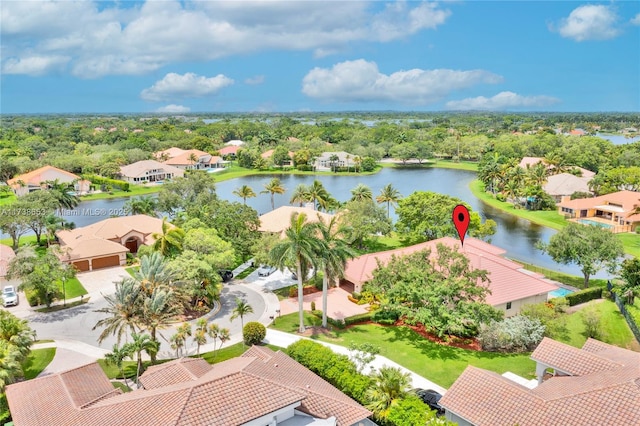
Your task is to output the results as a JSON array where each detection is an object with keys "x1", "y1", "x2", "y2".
[{"x1": 506, "y1": 302, "x2": 512, "y2": 310}]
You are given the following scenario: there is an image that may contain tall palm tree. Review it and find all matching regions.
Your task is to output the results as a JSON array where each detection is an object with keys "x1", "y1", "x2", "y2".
[
  {"x1": 45, "y1": 179, "x2": 80, "y2": 214},
  {"x1": 140, "y1": 287, "x2": 181, "y2": 363},
  {"x1": 123, "y1": 195, "x2": 158, "y2": 217},
  {"x1": 105, "y1": 343, "x2": 133, "y2": 389},
  {"x1": 290, "y1": 184, "x2": 310, "y2": 207},
  {"x1": 207, "y1": 323, "x2": 231, "y2": 362},
  {"x1": 261, "y1": 178, "x2": 286, "y2": 210},
  {"x1": 233, "y1": 184, "x2": 257, "y2": 205},
  {"x1": 123, "y1": 332, "x2": 159, "y2": 386},
  {"x1": 93, "y1": 278, "x2": 141, "y2": 345},
  {"x1": 151, "y1": 218, "x2": 185, "y2": 257},
  {"x1": 315, "y1": 216, "x2": 356, "y2": 328},
  {"x1": 350, "y1": 183, "x2": 373, "y2": 202},
  {"x1": 193, "y1": 318, "x2": 208, "y2": 357},
  {"x1": 135, "y1": 252, "x2": 175, "y2": 293},
  {"x1": 188, "y1": 152, "x2": 199, "y2": 169},
  {"x1": 329, "y1": 153, "x2": 339, "y2": 172},
  {"x1": 270, "y1": 212, "x2": 324, "y2": 333},
  {"x1": 366, "y1": 366, "x2": 412, "y2": 421},
  {"x1": 230, "y1": 298, "x2": 254, "y2": 331},
  {"x1": 307, "y1": 180, "x2": 331, "y2": 211},
  {"x1": 376, "y1": 183, "x2": 402, "y2": 219},
  {"x1": 170, "y1": 322, "x2": 192, "y2": 357},
  {"x1": 0, "y1": 340, "x2": 22, "y2": 391}
]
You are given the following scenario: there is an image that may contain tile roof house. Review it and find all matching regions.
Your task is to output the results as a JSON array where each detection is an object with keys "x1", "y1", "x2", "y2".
[
  {"x1": 158, "y1": 148, "x2": 225, "y2": 170},
  {"x1": 342, "y1": 237, "x2": 558, "y2": 317},
  {"x1": 6, "y1": 346, "x2": 372, "y2": 426},
  {"x1": 218, "y1": 145, "x2": 242, "y2": 157},
  {"x1": 56, "y1": 215, "x2": 168, "y2": 271},
  {"x1": 518, "y1": 157, "x2": 595, "y2": 179},
  {"x1": 259, "y1": 206, "x2": 334, "y2": 237},
  {"x1": 543, "y1": 173, "x2": 592, "y2": 202},
  {"x1": 119, "y1": 159, "x2": 185, "y2": 184},
  {"x1": 315, "y1": 151, "x2": 357, "y2": 171},
  {"x1": 557, "y1": 190, "x2": 640, "y2": 233},
  {"x1": 0, "y1": 244, "x2": 15, "y2": 278},
  {"x1": 439, "y1": 337, "x2": 640, "y2": 426},
  {"x1": 7, "y1": 165, "x2": 90, "y2": 197}
]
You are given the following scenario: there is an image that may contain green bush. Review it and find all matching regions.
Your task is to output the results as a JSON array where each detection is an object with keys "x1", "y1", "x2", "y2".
[
  {"x1": 377, "y1": 319, "x2": 396, "y2": 325},
  {"x1": 496, "y1": 193, "x2": 506, "y2": 202},
  {"x1": 566, "y1": 287, "x2": 602, "y2": 306},
  {"x1": 243, "y1": 322, "x2": 266, "y2": 345},
  {"x1": 310, "y1": 301, "x2": 316, "y2": 311},
  {"x1": 343, "y1": 312, "x2": 373, "y2": 326},
  {"x1": 372, "y1": 308, "x2": 400, "y2": 323},
  {"x1": 351, "y1": 292, "x2": 362, "y2": 300},
  {"x1": 83, "y1": 174, "x2": 130, "y2": 192}
]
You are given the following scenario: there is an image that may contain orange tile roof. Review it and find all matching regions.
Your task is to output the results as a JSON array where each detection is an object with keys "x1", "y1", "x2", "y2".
[
  {"x1": 558, "y1": 190, "x2": 640, "y2": 216},
  {"x1": 162, "y1": 149, "x2": 214, "y2": 166},
  {"x1": 258, "y1": 206, "x2": 334, "y2": 235},
  {"x1": 344, "y1": 237, "x2": 558, "y2": 306},
  {"x1": 440, "y1": 338, "x2": 640, "y2": 426},
  {"x1": 7, "y1": 165, "x2": 80, "y2": 187},
  {"x1": 7, "y1": 348, "x2": 371, "y2": 426},
  {"x1": 218, "y1": 145, "x2": 240, "y2": 155}
]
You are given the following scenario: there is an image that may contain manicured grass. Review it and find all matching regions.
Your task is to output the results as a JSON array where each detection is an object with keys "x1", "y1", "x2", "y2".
[
  {"x1": 125, "y1": 266, "x2": 139, "y2": 277},
  {"x1": 358, "y1": 232, "x2": 407, "y2": 254},
  {"x1": 200, "y1": 342, "x2": 247, "y2": 364},
  {"x1": 0, "y1": 194, "x2": 17, "y2": 206},
  {"x1": 0, "y1": 235, "x2": 40, "y2": 249},
  {"x1": 27, "y1": 277, "x2": 88, "y2": 307},
  {"x1": 234, "y1": 266, "x2": 257, "y2": 280},
  {"x1": 517, "y1": 261, "x2": 607, "y2": 289},
  {"x1": 112, "y1": 381, "x2": 131, "y2": 392},
  {"x1": 22, "y1": 348, "x2": 56, "y2": 380},
  {"x1": 35, "y1": 298, "x2": 90, "y2": 312},
  {"x1": 270, "y1": 312, "x2": 535, "y2": 388},
  {"x1": 556, "y1": 300, "x2": 638, "y2": 350},
  {"x1": 470, "y1": 179, "x2": 640, "y2": 257},
  {"x1": 383, "y1": 160, "x2": 478, "y2": 172},
  {"x1": 79, "y1": 184, "x2": 161, "y2": 201}
]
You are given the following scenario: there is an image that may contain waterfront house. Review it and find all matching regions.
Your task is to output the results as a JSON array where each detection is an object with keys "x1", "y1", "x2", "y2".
[
  {"x1": 119, "y1": 160, "x2": 184, "y2": 184},
  {"x1": 315, "y1": 151, "x2": 356, "y2": 171},
  {"x1": 543, "y1": 173, "x2": 592, "y2": 202},
  {"x1": 157, "y1": 148, "x2": 224, "y2": 170},
  {"x1": 258, "y1": 206, "x2": 334, "y2": 237},
  {"x1": 7, "y1": 165, "x2": 90, "y2": 197},
  {"x1": 557, "y1": 190, "x2": 640, "y2": 233}
]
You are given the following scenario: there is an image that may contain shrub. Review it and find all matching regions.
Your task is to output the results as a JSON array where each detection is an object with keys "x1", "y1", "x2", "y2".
[
  {"x1": 310, "y1": 301, "x2": 316, "y2": 311},
  {"x1": 521, "y1": 302, "x2": 567, "y2": 338},
  {"x1": 243, "y1": 322, "x2": 266, "y2": 345},
  {"x1": 289, "y1": 286, "x2": 297, "y2": 298},
  {"x1": 479, "y1": 316, "x2": 545, "y2": 353},
  {"x1": 566, "y1": 287, "x2": 602, "y2": 306},
  {"x1": 343, "y1": 312, "x2": 373, "y2": 326},
  {"x1": 377, "y1": 319, "x2": 395, "y2": 325},
  {"x1": 548, "y1": 296, "x2": 569, "y2": 313},
  {"x1": 347, "y1": 295, "x2": 359, "y2": 304},
  {"x1": 351, "y1": 292, "x2": 362, "y2": 300},
  {"x1": 581, "y1": 306, "x2": 605, "y2": 340},
  {"x1": 372, "y1": 308, "x2": 400, "y2": 323},
  {"x1": 496, "y1": 193, "x2": 506, "y2": 202}
]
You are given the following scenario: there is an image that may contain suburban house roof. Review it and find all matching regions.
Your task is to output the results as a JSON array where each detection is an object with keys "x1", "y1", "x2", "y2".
[
  {"x1": 343, "y1": 237, "x2": 558, "y2": 306},
  {"x1": 6, "y1": 347, "x2": 371, "y2": 426},
  {"x1": 557, "y1": 190, "x2": 640, "y2": 221},
  {"x1": 218, "y1": 145, "x2": 241, "y2": 156},
  {"x1": 161, "y1": 149, "x2": 218, "y2": 166},
  {"x1": 56, "y1": 215, "x2": 167, "y2": 261},
  {"x1": 154, "y1": 147, "x2": 187, "y2": 160},
  {"x1": 261, "y1": 149, "x2": 294, "y2": 159},
  {"x1": 7, "y1": 165, "x2": 80, "y2": 187},
  {"x1": 518, "y1": 157, "x2": 595, "y2": 178},
  {"x1": 316, "y1": 151, "x2": 356, "y2": 162},
  {"x1": 439, "y1": 338, "x2": 640, "y2": 426},
  {"x1": 258, "y1": 206, "x2": 334, "y2": 236},
  {"x1": 119, "y1": 160, "x2": 184, "y2": 179},
  {"x1": 543, "y1": 173, "x2": 591, "y2": 197},
  {"x1": 225, "y1": 139, "x2": 245, "y2": 146},
  {"x1": 0, "y1": 244, "x2": 16, "y2": 277}
]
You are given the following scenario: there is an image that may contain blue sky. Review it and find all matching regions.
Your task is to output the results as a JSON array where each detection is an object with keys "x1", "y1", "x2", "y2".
[{"x1": 1, "y1": 1, "x2": 639, "y2": 113}]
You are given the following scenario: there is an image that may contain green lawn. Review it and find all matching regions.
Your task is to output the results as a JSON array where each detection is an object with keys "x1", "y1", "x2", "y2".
[
  {"x1": 270, "y1": 312, "x2": 535, "y2": 388},
  {"x1": 78, "y1": 184, "x2": 162, "y2": 201},
  {"x1": 22, "y1": 348, "x2": 56, "y2": 380},
  {"x1": 234, "y1": 266, "x2": 257, "y2": 280},
  {"x1": 555, "y1": 300, "x2": 638, "y2": 350},
  {"x1": 470, "y1": 179, "x2": 640, "y2": 257},
  {"x1": 517, "y1": 262, "x2": 607, "y2": 289}
]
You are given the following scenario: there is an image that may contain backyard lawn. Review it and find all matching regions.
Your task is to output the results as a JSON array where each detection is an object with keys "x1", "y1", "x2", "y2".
[
  {"x1": 21, "y1": 348, "x2": 56, "y2": 380},
  {"x1": 270, "y1": 312, "x2": 535, "y2": 388}
]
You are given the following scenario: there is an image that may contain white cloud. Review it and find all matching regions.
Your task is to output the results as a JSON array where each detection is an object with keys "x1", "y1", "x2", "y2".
[
  {"x1": 2, "y1": 55, "x2": 70, "y2": 76},
  {"x1": 445, "y1": 91, "x2": 560, "y2": 110},
  {"x1": 631, "y1": 13, "x2": 640, "y2": 26},
  {"x1": 302, "y1": 59, "x2": 502, "y2": 104},
  {"x1": 554, "y1": 5, "x2": 620, "y2": 41},
  {"x1": 1, "y1": 0, "x2": 452, "y2": 78},
  {"x1": 141, "y1": 73, "x2": 234, "y2": 102},
  {"x1": 155, "y1": 104, "x2": 191, "y2": 113},
  {"x1": 244, "y1": 75, "x2": 265, "y2": 85}
]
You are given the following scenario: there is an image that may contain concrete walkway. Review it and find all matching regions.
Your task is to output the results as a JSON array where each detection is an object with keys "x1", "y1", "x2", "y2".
[{"x1": 263, "y1": 329, "x2": 447, "y2": 395}]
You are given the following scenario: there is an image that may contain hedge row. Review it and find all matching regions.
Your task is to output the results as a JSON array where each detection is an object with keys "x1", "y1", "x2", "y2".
[
  {"x1": 566, "y1": 287, "x2": 602, "y2": 306},
  {"x1": 83, "y1": 174, "x2": 130, "y2": 192}
]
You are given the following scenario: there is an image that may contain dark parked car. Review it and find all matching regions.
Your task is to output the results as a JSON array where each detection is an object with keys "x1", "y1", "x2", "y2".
[
  {"x1": 414, "y1": 388, "x2": 444, "y2": 415},
  {"x1": 218, "y1": 270, "x2": 234, "y2": 282}
]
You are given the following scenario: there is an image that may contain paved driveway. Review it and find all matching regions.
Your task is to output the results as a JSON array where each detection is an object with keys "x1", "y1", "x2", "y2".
[{"x1": 279, "y1": 287, "x2": 369, "y2": 320}]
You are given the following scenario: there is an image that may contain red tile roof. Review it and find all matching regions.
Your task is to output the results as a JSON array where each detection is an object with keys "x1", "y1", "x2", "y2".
[
  {"x1": 558, "y1": 190, "x2": 640, "y2": 220},
  {"x1": 218, "y1": 145, "x2": 240, "y2": 155},
  {"x1": 7, "y1": 348, "x2": 371, "y2": 426},
  {"x1": 440, "y1": 338, "x2": 640, "y2": 426},
  {"x1": 344, "y1": 237, "x2": 558, "y2": 306},
  {"x1": 7, "y1": 165, "x2": 80, "y2": 187}
]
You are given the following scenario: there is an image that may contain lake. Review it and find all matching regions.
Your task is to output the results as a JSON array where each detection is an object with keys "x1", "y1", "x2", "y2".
[{"x1": 50, "y1": 167, "x2": 611, "y2": 278}]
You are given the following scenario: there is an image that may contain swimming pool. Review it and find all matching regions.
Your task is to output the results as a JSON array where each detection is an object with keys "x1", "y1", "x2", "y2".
[
  {"x1": 549, "y1": 288, "x2": 574, "y2": 298},
  {"x1": 577, "y1": 219, "x2": 613, "y2": 229}
]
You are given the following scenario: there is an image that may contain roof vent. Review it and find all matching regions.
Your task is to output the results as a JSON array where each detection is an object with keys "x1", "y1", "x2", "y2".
[{"x1": 274, "y1": 364, "x2": 278, "y2": 367}]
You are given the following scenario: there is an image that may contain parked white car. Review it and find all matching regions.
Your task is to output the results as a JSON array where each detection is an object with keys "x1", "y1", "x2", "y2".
[
  {"x1": 3, "y1": 285, "x2": 19, "y2": 307},
  {"x1": 257, "y1": 265, "x2": 277, "y2": 277}
]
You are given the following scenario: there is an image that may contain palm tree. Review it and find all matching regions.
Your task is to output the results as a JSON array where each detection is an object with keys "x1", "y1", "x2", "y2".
[
  {"x1": 0, "y1": 341, "x2": 22, "y2": 391},
  {"x1": 366, "y1": 366, "x2": 412, "y2": 421},
  {"x1": 45, "y1": 179, "x2": 80, "y2": 214},
  {"x1": 93, "y1": 278, "x2": 141, "y2": 345},
  {"x1": 329, "y1": 153, "x2": 340, "y2": 172},
  {"x1": 376, "y1": 183, "x2": 402, "y2": 219},
  {"x1": 151, "y1": 218, "x2": 185, "y2": 257},
  {"x1": 261, "y1": 178, "x2": 286, "y2": 210},
  {"x1": 123, "y1": 195, "x2": 158, "y2": 217},
  {"x1": 123, "y1": 332, "x2": 159, "y2": 386},
  {"x1": 290, "y1": 184, "x2": 310, "y2": 207},
  {"x1": 193, "y1": 318, "x2": 208, "y2": 357},
  {"x1": 207, "y1": 323, "x2": 231, "y2": 362},
  {"x1": 170, "y1": 322, "x2": 192, "y2": 357},
  {"x1": 230, "y1": 298, "x2": 254, "y2": 331},
  {"x1": 307, "y1": 180, "x2": 331, "y2": 211},
  {"x1": 140, "y1": 287, "x2": 181, "y2": 363},
  {"x1": 233, "y1": 184, "x2": 257, "y2": 205},
  {"x1": 105, "y1": 343, "x2": 133, "y2": 389},
  {"x1": 315, "y1": 215, "x2": 356, "y2": 328},
  {"x1": 135, "y1": 252, "x2": 175, "y2": 293},
  {"x1": 350, "y1": 183, "x2": 373, "y2": 202},
  {"x1": 270, "y1": 212, "x2": 324, "y2": 333},
  {"x1": 188, "y1": 152, "x2": 199, "y2": 169}
]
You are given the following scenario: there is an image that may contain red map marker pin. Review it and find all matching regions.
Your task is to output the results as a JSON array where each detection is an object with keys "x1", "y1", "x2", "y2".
[{"x1": 452, "y1": 204, "x2": 470, "y2": 246}]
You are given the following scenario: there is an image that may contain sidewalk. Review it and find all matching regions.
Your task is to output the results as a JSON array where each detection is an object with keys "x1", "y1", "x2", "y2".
[{"x1": 264, "y1": 329, "x2": 447, "y2": 394}]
